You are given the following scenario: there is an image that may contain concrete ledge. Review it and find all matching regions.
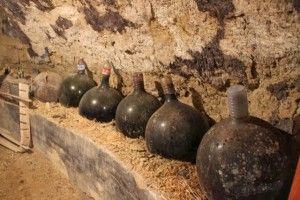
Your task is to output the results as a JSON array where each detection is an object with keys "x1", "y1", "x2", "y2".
[{"x1": 30, "y1": 114, "x2": 161, "y2": 200}]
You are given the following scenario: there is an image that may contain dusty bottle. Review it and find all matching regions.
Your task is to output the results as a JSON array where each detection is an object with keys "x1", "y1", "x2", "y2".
[
  {"x1": 196, "y1": 85, "x2": 294, "y2": 200},
  {"x1": 59, "y1": 59, "x2": 96, "y2": 107},
  {"x1": 116, "y1": 73, "x2": 161, "y2": 138},
  {"x1": 145, "y1": 75, "x2": 209, "y2": 162},
  {"x1": 79, "y1": 67, "x2": 123, "y2": 122}
]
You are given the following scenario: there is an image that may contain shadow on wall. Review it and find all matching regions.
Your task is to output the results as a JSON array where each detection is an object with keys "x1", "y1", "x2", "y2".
[
  {"x1": 169, "y1": 0, "x2": 247, "y2": 91},
  {"x1": 194, "y1": 0, "x2": 235, "y2": 21},
  {"x1": 50, "y1": 16, "x2": 73, "y2": 40},
  {"x1": 81, "y1": 0, "x2": 138, "y2": 33},
  {"x1": 0, "y1": 0, "x2": 55, "y2": 57},
  {"x1": 170, "y1": 28, "x2": 247, "y2": 91}
]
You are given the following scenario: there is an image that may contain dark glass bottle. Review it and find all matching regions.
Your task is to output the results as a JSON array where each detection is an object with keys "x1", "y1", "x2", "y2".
[
  {"x1": 79, "y1": 67, "x2": 123, "y2": 122},
  {"x1": 196, "y1": 85, "x2": 294, "y2": 200},
  {"x1": 115, "y1": 73, "x2": 161, "y2": 138},
  {"x1": 59, "y1": 59, "x2": 96, "y2": 107},
  {"x1": 145, "y1": 75, "x2": 210, "y2": 162}
]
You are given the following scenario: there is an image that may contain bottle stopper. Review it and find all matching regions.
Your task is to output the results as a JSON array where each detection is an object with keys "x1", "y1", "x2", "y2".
[
  {"x1": 102, "y1": 67, "x2": 111, "y2": 76},
  {"x1": 77, "y1": 58, "x2": 86, "y2": 71},
  {"x1": 133, "y1": 73, "x2": 144, "y2": 84},
  {"x1": 227, "y1": 85, "x2": 249, "y2": 119}
]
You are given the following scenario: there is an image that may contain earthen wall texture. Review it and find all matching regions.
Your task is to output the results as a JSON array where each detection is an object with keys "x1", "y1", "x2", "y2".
[{"x1": 0, "y1": 0, "x2": 299, "y2": 122}]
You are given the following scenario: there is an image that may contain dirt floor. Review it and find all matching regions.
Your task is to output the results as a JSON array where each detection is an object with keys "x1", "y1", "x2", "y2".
[{"x1": 0, "y1": 145, "x2": 93, "y2": 200}]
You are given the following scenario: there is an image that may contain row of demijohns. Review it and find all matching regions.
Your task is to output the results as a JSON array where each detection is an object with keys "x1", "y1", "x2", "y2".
[{"x1": 55, "y1": 59, "x2": 295, "y2": 199}]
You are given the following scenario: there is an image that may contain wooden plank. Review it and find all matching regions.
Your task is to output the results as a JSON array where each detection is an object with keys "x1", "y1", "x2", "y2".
[
  {"x1": 18, "y1": 82, "x2": 31, "y2": 148},
  {"x1": 20, "y1": 114, "x2": 30, "y2": 123},
  {"x1": 0, "y1": 135, "x2": 25, "y2": 153},
  {"x1": 0, "y1": 127, "x2": 20, "y2": 146},
  {"x1": 20, "y1": 123, "x2": 30, "y2": 129},
  {"x1": 18, "y1": 82, "x2": 30, "y2": 91},
  {"x1": 0, "y1": 91, "x2": 32, "y2": 103}
]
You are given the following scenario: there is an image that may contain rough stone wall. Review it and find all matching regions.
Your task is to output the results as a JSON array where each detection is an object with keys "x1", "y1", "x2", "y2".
[{"x1": 0, "y1": 0, "x2": 299, "y2": 123}]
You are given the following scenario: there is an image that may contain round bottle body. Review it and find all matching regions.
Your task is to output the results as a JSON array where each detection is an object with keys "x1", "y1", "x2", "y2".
[
  {"x1": 59, "y1": 73, "x2": 96, "y2": 107},
  {"x1": 79, "y1": 86, "x2": 123, "y2": 122},
  {"x1": 196, "y1": 116, "x2": 293, "y2": 200},
  {"x1": 116, "y1": 90, "x2": 161, "y2": 138},
  {"x1": 145, "y1": 100, "x2": 209, "y2": 162}
]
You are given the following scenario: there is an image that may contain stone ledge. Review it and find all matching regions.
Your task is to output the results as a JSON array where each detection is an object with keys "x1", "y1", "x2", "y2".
[{"x1": 30, "y1": 114, "x2": 161, "y2": 200}]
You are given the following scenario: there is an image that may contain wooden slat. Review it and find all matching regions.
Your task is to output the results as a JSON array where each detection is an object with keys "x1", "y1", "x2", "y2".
[
  {"x1": 20, "y1": 124, "x2": 30, "y2": 130},
  {"x1": 0, "y1": 135, "x2": 25, "y2": 153},
  {"x1": 0, "y1": 127, "x2": 20, "y2": 146},
  {"x1": 18, "y1": 83, "x2": 31, "y2": 148},
  {"x1": 18, "y1": 82, "x2": 30, "y2": 91},
  {"x1": 20, "y1": 114, "x2": 30, "y2": 124},
  {"x1": 0, "y1": 91, "x2": 32, "y2": 103}
]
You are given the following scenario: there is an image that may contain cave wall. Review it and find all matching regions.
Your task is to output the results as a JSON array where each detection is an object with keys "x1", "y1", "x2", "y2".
[{"x1": 0, "y1": 0, "x2": 299, "y2": 122}]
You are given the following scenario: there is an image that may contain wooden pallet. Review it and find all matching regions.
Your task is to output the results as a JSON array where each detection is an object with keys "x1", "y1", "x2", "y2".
[
  {"x1": 0, "y1": 128, "x2": 25, "y2": 153},
  {"x1": 0, "y1": 82, "x2": 31, "y2": 152}
]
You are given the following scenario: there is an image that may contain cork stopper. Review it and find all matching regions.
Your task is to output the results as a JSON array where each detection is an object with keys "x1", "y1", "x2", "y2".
[
  {"x1": 132, "y1": 72, "x2": 144, "y2": 91},
  {"x1": 227, "y1": 85, "x2": 249, "y2": 119},
  {"x1": 133, "y1": 73, "x2": 144, "y2": 84},
  {"x1": 101, "y1": 67, "x2": 111, "y2": 76},
  {"x1": 77, "y1": 58, "x2": 86, "y2": 71},
  {"x1": 163, "y1": 75, "x2": 176, "y2": 94}
]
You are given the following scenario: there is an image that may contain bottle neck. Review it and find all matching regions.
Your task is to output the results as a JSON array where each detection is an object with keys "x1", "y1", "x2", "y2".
[
  {"x1": 78, "y1": 70, "x2": 85, "y2": 75},
  {"x1": 133, "y1": 80, "x2": 145, "y2": 93},
  {"x1": 100, "y1": 75, "x2": 110, "y2": 88},
  {"x1": 165, "y1": 93, "x2": 177, "y2": 102},
  {"x1": 163, "y1": 81, "x2": 177, "y2": 102}
]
